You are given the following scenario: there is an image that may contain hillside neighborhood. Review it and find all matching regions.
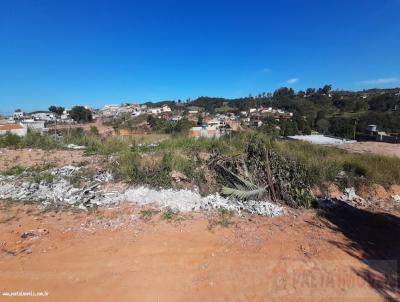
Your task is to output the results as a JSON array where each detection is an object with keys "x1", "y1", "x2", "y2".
[
  {"x1": 1, "y1": 0, "x2": 400, "y2": 300},
  {"x1": 2, "y1": 86, "x2": 400, "y2": 145}
]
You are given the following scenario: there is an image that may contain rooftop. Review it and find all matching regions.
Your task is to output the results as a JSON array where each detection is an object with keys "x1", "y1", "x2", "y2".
[{"x1": 0, "y1": 123, "x2": 25, "y2": 130}]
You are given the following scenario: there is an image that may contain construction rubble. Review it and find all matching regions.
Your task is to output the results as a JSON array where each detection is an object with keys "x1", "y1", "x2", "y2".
[{"x1": 0, "y1": 166, "x2": 284, "y2": 217}]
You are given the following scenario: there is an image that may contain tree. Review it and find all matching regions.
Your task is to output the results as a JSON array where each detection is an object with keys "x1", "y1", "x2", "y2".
[
  {"x1": 197, "y1": 114, "x2": 203, "y2": 126},
  {"x1": 70, "y1": 106, "x2": 93, "y2": 123},
  {"x1": 306, "y1": 88, "x2": 315, "y2": 96},
  {"x1": 48, "y1": 106, "x2": 65, "y2": 117},
  {"x1": 316, "y1": 118, "x2": 330, "y2": 133},
  {"x1": 318, "y1": 84, "x2": 332, "y2": 95},
  {"x1": 297, "y1": 90, "x2": 305, "y2": 98},
  {"x1": 273, "y1": 87, "x2": 295, "y2": 100}
]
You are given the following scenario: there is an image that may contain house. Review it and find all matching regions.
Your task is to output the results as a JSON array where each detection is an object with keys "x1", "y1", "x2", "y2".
[
  {"x1": 147, "y1": 107, "x2": 162, "y2": 115},
  {"x1": 161, "y1": 105, "x2": 172, "y2": 113},
  {"x1": 21, "y1": 119, "x2": 46, "y2": 133},
  {"x1": 31, "y1": 112, "x2": 56, "y2": 121},
  {"x1": 61, "y1": 109, "x2": 72, "y2": 121},
  {"x1": 12, "y1": 111, "x2": 24, "y2": 120},
  {"x1": 0, "y1": 123, "x2": 27, "y2": 137},
  {"x1": 189, "y1": 126, "x2": 220, "y2": 139},
  {"x1": 207, "y1": 118, "x2": 225, "y2": 129}
]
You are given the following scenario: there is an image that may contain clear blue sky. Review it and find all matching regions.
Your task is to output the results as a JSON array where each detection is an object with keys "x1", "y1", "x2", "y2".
[{"x1": 1, "y1": 0, "x2": 399, "y2": 114}]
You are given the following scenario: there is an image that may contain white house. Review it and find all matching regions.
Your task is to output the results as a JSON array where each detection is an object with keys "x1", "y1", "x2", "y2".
[
  {"x1": 147, "y1": 107, "x2": 162, "y2": 114},
  {"x1": 0, "y1": 123, "x2": 27, "y2": 136},
  {"x1": 32, "y1": 112, "x2": 56, "y2": 121},
  {"x1": 12, "y1": 111, "x2": 24, "y2": 120},
  {"x1": 161, "y1": 105, "x2": 172, "y2": 113},
  {"x1": 21, "y1": 119, "x2": 46, "y2": 133}
]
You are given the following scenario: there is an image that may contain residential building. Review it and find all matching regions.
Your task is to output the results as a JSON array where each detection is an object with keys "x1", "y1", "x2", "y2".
[
  {"x1": 31, "y1": 112, "x2": 56, "y2": 121},
  {"x1": 21, "y1": 119, "x2": 46, "y2": 133},
  {"x1": 12, "y1": 111, "x2": 24, "y2": 120},
  {"x1": 0, "y1": 123, "x2": 27, "y2": 137},
  {"x1": 189, "y1": 125, "x2": 220, "y2": 139}
]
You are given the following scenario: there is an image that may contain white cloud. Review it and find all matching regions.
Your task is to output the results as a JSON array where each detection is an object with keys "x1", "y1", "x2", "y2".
[
  {"x1": 358, "y1": 77, "x2": 400, "y2": 85},
  {"x1": 286, "y1": 78, "x2": 299, "y2": 84}
]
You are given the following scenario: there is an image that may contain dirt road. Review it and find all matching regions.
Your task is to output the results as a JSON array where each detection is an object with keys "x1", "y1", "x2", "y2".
[{"x1": 0, "y1": 203, "x2": 398, "y2": 301}]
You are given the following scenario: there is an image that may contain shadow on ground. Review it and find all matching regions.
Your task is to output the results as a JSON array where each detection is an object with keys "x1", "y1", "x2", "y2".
[{"x1": 317, "y1": 201, "x2": 400, "y2": 301}]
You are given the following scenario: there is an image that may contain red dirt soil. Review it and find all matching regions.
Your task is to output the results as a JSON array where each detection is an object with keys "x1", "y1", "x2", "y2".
[{"x1": 0, "y1": 203, "x2": 398, "y2": 302}]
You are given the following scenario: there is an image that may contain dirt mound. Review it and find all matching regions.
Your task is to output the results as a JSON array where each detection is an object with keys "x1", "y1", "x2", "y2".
[
  {"x1": 312, "y1": 182, "x2": 342, "y2": 199},
  {"x1": 358, "y1": 184, "x2": 390, "y2": 201}
]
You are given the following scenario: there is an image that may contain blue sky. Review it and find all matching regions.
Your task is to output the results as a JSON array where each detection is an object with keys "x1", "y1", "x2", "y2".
[{"x1": 0, "y1": 0, "x2": 399, "y2": 114}]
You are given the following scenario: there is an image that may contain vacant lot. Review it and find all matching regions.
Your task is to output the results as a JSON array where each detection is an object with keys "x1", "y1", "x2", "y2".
[
  {"x1": 333, "y1": 142, "x2": 400, "y2": 158},
  {"x1": 0, "y1": 203, "x2": 398, "y2": 302},
  {"x1": 0, "y1": 148, "x2": 98, "y2": 172}
]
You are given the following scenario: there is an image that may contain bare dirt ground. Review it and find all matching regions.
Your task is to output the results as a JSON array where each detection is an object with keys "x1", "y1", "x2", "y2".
[
  {"x1": 0, "y1": 148, "x2": 100, "y2": 172},
  {"x1": 0, "y1": 202, "x2": 398, "y2": 302},
  {"x1": 333, "y1": 142, "x2": 400, "y2": 158}
]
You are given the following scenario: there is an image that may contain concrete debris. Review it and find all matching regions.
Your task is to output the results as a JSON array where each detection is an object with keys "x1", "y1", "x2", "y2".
[
  {"x1": 316, "y1": 188, "x2": 370, "y2": 210},
  {"x1": 65, "y1": 144, "x2": 86, "y2": 150},
  {"x1": 93, "y1": 170, "x2": 113, "y2": 183},
  {"x1": 342, "y1": 187, "x2": 357, "y2": 201},
  {"x1": 50, "y1": 165, "x2": 81, "y2": 177},
  {"x1": 336, "y1": 171, "x2": 347, "y2": 180},
  {"x1": 0, "y1": 166, "x2": 284, "y2": 217}
]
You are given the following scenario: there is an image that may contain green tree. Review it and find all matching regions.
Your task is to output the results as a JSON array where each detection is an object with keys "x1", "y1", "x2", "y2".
[
  {"x1": 197, "y1": 114, "x2": 203, "y2": 126},
  {"x1": 48, "y1": 106, "x2": 65, "y2": 117},
  {"x1": 70, "y1": 106, "x2": 93, "y2": 123}
]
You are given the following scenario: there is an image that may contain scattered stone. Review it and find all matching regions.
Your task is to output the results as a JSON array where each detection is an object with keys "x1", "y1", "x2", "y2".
[
  {"x1": 340, "y1": 187, "x2": 366, "y2": 207},
  {"x1": 65, "y1": 144, "x2": 86, "y2": 150},
  {"x1": 21, "y1": 229, "x2": 49, "y2": 239},
  {"x1": 21, "y1": 247, "x2": 32, "y2": 254},
  {"x1": 170, "y1": 171, "x2": 188, "y2": 182},
  {"x1": 93, "y1": 170, "x2": 113, "y2": 183},
  {"x1": 21, "y1": 231, "x2": 36, "y2": 239},
  {"x1": 50, "y1": 166, "x2": 81, "y2": 177},
  {"x1": 392, "y1": 195, "x2": 400, "y2": 203}
]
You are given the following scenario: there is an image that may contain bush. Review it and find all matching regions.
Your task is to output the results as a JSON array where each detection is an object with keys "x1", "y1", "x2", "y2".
[
  {"x1": 0, "y1": 133, "x2": 22, "y2": 148},
  {"x1": 0, "y1": 131, "x2": 59, "y2": 149}
]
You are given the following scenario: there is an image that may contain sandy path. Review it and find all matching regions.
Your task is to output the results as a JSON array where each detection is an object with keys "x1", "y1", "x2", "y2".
[{"x1": 0, "y1": 203, "x2": 398, "y2": 302}]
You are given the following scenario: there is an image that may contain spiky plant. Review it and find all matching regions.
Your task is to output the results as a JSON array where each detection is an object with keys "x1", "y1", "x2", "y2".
[{"x1": 217, "y1": 164, "x2": 268, "y2": 200}]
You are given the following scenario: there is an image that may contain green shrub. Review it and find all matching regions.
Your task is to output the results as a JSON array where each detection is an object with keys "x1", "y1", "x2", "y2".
[
  {"x1": 20, "y1": 131, "x2": 60, "y2": 149},
  {"x1": 110, "y1": 150, "x2": 141, "y2": 182},
  {"x1": 32, "y1": 172, "x2": 54, "y2": 184},
  {"x1": 3, "y1": 166, "x2": 25, "y2": 175},
  {"x1": 0, "y1": 133, "x2": 22, "y2": 148}
]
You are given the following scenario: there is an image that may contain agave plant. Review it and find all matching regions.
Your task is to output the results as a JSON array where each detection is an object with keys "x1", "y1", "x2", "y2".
[
  {"x1": 217, "y1": 164, "x2": 267, "y2": 201},
  {"x1": 209, "y1": 135, "x2": 314, "y2": 208}
]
